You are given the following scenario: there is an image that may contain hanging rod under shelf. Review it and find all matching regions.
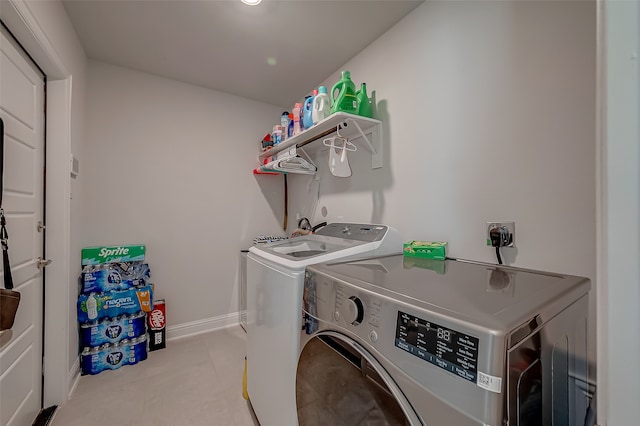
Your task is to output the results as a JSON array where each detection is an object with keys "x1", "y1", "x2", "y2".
[{"x1": 296, "y1": 127, "x2": 340, "y2": 150}]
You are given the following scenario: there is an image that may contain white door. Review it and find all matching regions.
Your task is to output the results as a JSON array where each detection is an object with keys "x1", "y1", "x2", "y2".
[{"x1": 0, "y1": 25, "x2": 46, "y2": 426}]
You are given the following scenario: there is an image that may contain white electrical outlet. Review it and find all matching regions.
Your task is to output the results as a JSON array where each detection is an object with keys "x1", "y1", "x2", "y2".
[{"x1": 486, "y1": 222, "x2": 515, "y2": 247}]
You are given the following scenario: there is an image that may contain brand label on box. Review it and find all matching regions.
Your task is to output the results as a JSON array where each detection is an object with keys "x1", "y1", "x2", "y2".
[
  {"x1": 82, "y1": 245, "x2": 146, "y2": 266},
  {"x1": 148, "y1": 299, "x2": 166, "y2": 351}
]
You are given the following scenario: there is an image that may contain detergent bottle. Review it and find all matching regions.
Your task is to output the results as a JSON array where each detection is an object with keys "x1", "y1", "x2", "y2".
[
  {"x1": 280, "y1": 112, "x2": 290, "y2": 142},
  {"x1": 292, "y1": 103, "x2": 303, "y2": 136},
  {"x1": 330, "y1": 71, "x2": 357, "y2": 114},
  {"x1": 288, "y1": 113, "x2": 294, "y2": 138},
  {"x1": 356, "y1": 83, "x2": 373, "y2": 118},
  {"x1": 303, "y1": 91, "x2": 316, "y2": 129},
  {"x1": 300, "y1": 96, "x2": 311, "y2": 131},
  {"x1": 312, "y1": 86, "x2": 330, "y2": 124}
]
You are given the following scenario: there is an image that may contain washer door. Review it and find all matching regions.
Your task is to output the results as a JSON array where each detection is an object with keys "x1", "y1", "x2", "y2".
[{"x1": 296, "y1": 332, "x2": 422, "y2": 426}]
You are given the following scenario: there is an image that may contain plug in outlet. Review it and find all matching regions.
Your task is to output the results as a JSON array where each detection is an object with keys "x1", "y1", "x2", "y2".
[{"x1": 486, "y1": 222, "x2": 515, "y2": 247}]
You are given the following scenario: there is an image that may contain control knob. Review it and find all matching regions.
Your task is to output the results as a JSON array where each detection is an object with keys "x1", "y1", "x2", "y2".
[{"x1": 340, "y1": 296, "x2": 364, "y2": 325}]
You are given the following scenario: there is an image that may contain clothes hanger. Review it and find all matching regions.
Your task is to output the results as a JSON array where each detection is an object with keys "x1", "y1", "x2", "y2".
[{"x1": 322, "y1": 136, "x2": 357, "y2": 152}]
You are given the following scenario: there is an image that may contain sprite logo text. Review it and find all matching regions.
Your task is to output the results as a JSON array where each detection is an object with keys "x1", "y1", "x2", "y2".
[{"x1": 99, "y1": 247, "x2": 130, "y2": 258}]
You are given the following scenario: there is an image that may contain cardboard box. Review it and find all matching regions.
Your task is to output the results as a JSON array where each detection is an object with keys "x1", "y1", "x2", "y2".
[
  {"x1": 81, "y1": 245, "x2": 146, "y2": 266},
  {"x1": 403, "y1": 241, "x2": 448, "y2": 260},
  {"x1": 147, "y1": 299, "x2": 166, "y2": 351}
]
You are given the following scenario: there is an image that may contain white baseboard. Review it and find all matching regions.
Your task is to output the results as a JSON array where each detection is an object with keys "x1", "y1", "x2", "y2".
[
  {"x1": 67, "y1": 358, "x2": 80, "y2": 398},
  {"x1": 166, "y1": 312, "x2": 241, "y2": 342}
]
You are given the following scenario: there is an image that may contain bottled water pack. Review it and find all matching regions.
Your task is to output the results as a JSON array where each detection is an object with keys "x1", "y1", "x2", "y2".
[
  {"x1": 80, "y1": 335, "x2": 148, "y2": 375},
  {"x1": 81, "y1": 261, "x2": 151, "y2": 294},
  {"x1": 77, "y1": 285, "x2": 153, "y2": 323},
  {"x1": 79, "y1": 311, "x2": 147, "y2": 347}
]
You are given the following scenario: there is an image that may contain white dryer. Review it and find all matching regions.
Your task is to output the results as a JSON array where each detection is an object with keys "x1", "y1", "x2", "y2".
[{"x1": 246, "y1": 223, "x2": 402, "y2": 426}]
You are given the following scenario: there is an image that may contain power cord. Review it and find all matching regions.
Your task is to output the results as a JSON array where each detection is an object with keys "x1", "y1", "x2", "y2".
[{"x1": 490, "y1": 227, "x2": 509, "y2": 265}]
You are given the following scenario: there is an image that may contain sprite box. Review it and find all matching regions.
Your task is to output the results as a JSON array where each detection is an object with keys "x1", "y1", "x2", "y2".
[{"x1": 82, "y1": 245, "x2": 145, "y2": 266}]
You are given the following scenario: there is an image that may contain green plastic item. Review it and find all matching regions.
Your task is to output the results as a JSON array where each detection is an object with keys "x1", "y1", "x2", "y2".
[
  {"x1": 356, "y1": 83, "x2": 373, "y2": 118},
  {"x1": 330, "y1": 71, "x2": 358, "y2": 114},
  {"x1": 402, "y1": 241, "x2": 448, "y2": 260}
]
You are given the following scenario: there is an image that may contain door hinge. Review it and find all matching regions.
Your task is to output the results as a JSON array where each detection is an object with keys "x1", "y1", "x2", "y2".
[
  {"x1": 37, "y1": 221, "x2": 46, "y2": 232},
  {"x1": 36, "y1": 257, "x2": 52, "y2": 269}
]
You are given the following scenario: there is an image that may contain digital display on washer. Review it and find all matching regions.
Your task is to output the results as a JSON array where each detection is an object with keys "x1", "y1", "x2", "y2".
[{"x1": 395, "y1": 311, "x2": 479, "y2": 383}]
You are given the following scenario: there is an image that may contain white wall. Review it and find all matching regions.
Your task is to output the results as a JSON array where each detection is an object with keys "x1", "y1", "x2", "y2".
[
  {"x1": 289, "y1": 0, "x2": 597, "y2": 366},
  {"x1": 82, "y1": 61, "x2": 285, "y2": 328}
]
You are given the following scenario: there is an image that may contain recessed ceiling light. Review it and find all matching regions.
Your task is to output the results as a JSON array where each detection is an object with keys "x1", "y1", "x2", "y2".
[{"x1": 241, "y1": 0, "x2": 262, "y2": 5}]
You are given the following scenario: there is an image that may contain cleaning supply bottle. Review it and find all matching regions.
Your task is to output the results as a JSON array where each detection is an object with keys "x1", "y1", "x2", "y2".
[
  {"x1": 312, "y1": 86, "x2": 331, "y2": 124},
  {"x1": 288, "y1": 113, "x2": 294, "y2": 138},
  {"x1": 292, "y1": 103, "x2": 303, "y2": 136},
  {"x1": 272, "y1": 125, "x2": 282, "y2": 145},
  {"x1": 303, "y1": 91, "x2": 316, "y2": 129},
  {"x1": 356, "y1": 83, "x2": 373, "y2": 118},
  {"x1": 300, "y1": 96, "x2": 311, "y2": 131},
  {"x1": 280, "y1": 112, "x2": 290, "y2": 142},
  {"x1": 330, "y1": 70, "x2": 357, "y2": 114}
]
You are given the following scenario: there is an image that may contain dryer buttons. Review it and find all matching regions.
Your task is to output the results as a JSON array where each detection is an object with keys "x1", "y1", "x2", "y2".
[{"x1": 369, "y1": 330, "x2": 378, "y2": 343}]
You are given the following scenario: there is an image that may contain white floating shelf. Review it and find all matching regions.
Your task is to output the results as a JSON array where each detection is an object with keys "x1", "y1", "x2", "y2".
[{"x1": 257, "y1": 112, "x2": 382, "y2": 170}]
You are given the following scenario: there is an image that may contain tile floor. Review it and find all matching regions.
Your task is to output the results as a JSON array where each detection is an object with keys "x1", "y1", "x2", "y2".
[{"x1": 52, "y1": 326, "x2": 259, "y2": 426}]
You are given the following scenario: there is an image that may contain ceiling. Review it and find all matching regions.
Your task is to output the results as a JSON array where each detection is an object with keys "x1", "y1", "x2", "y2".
[{"x1": 62, "y1": 0, "x2": 423, "y2": 107}]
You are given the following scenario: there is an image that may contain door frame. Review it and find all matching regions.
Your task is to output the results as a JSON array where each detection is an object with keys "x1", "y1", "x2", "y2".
[
  {"x1": 596, "y1": 0, "x2": 640, "y2": 424},
  {"x1": 1, "y1": 0, "x2": 73, "y2": 407}
]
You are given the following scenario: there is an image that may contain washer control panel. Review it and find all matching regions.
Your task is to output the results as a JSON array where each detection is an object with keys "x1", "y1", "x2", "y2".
[
  {"x1": 315, "y1": 223, "x2": 389, "y2": 242},
  {"x1": 334, "y1": 284, "x2": 383, "y2": 330},
  {"x1": 339, "y1": 296, "x2": 364, "y2": 325},
  {"x1": 395, "y1": 311, "x2": 479, "y2": 383}
]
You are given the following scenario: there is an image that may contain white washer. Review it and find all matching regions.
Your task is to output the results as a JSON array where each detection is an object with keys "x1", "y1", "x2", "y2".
[{"x1": 246, "y1": 223, "x2": 402, "y2": 426}]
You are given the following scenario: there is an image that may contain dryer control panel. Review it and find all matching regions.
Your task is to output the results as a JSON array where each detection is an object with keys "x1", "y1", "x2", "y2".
[{"x1": 395, "y1": 311, "x2": 479, "y2": 383}]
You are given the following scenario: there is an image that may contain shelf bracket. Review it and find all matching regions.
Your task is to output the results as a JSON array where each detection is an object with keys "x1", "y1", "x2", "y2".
[{"x1": 337, "y1": 118, "x2": 382, "y2": 169}]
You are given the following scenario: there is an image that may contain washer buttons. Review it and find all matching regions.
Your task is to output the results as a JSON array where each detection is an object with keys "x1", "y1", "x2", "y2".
[
  {"x1": 334, "y1": 311, "x2": 340, "y2": 322},
  {"x1": 369, "y1": 330, "x2": 378, "y2": 343}
]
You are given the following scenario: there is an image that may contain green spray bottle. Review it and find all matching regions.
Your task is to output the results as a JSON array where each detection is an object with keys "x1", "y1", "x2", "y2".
[
  {"x1": 330, "y1": 71, "x2": 358, "y2": 114},
  {"x1": 356, "y1": 83, "x2": 373, "y2": 118}
]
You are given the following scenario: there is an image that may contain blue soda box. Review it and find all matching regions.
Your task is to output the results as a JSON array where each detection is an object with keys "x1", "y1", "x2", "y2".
[
  {"x1": 79, "y1": 311, "x2": 147, "y2": 347},
  {"x1": 77, "y1": 285, "x2": 153, "y2": 323},
  {"x1": 81, "y1": 262, "x2": 151, "y2": 294},
  {"x1": 80, "y1": 335, "x2": 148, "y2": 375}
]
